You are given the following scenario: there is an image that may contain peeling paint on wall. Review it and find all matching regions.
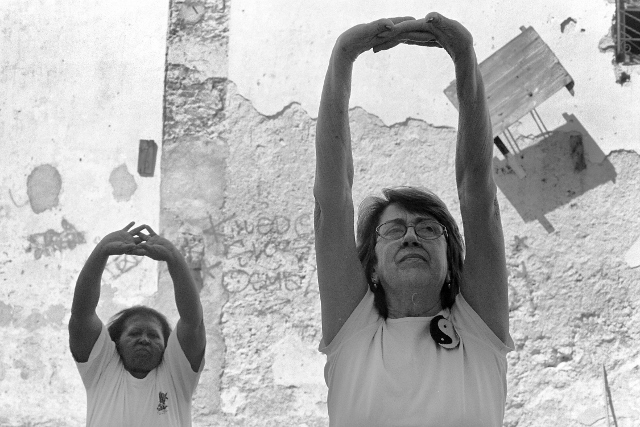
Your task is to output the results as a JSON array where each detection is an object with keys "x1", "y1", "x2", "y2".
[
  {"x1": 27, "y1": 164, "x2": 62, "y2": 214},
  {"x1": 560, "y1": 17, "x2": 577, "y2": 33},
  {"x1": 109, "y1": 164, "x2": 138, "y2": 202}
]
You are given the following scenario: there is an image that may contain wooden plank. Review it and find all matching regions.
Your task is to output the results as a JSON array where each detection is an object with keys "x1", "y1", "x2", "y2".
[{"x1": 444, "y1": 26, "x2": 574, "y2": 138}]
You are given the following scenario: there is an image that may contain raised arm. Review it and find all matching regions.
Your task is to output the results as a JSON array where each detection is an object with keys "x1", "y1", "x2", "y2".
[
  {"x1": 130, "y1": 226, "x2": 205, "y2": 372},
  {"x1": 396, "y1": 14, "x2": 509, "y2": 343},
  {"x1": 69, "y1": 222, "x2": 144, "y2": 362},
  {"x1": 315, "y1": 18, "x2": 411, "y2": 345},
  {"x1": 446, "y1": 16, "x2": 509, "y2": 344}
]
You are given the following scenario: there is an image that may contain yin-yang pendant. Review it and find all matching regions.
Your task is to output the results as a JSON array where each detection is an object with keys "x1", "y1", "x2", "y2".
[{"x1": 429, "y1": 314, "x2": 460, "y2": 349}]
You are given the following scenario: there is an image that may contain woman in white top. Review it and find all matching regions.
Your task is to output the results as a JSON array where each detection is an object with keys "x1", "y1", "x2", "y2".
[{"x1": 314, "y1": 12, "x2": 513, "y2": 426}]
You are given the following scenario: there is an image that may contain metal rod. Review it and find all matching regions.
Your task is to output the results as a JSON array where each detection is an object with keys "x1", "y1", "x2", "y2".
[
  {"x1": 506, "y1": 128, "x2": 522, "y2": 153},
  {"x1": 502, "y1": 132, "x2": 518, "y2": 154},
  {"x1": 603, "y1": 364, "x2": 619, "y2": 427},
  {"x1": 616, "y1": 0, "x2": 623, "y2": 61},
  {"x1": 493, "y1": 137, "x2": 510, "y2": 156},
  {"x1": 603, "y1": 364, "x2": 611, "y2": 427},
  {"x1": 529, "y1": 111, "x2": 544, "y2": 135},
  {"x1": 532, "y1": 108, "x2": 549, "y2": 135}
]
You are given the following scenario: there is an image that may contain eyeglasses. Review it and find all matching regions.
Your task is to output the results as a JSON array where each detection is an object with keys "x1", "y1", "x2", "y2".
[{"x1": 376, "y1": 219, "x2": 447, "y2": 240}]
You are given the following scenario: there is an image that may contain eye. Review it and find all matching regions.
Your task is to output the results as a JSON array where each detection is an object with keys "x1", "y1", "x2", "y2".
[
  {"x1": 416, "y1": 222, "x2": 441, "y2": 235},
  {"x1": 424, "y1": 224, "x2": 437, "y2": 233},
  {"x1": 380, "y1": 221, "x2": 406, "y2": 238}
]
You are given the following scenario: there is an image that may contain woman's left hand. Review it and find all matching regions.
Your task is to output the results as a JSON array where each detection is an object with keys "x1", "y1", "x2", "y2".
[
  {"x1": 390, "y1": 12, "x2": 474, "y2": 61},
  {"x1": 128, "y1": 225, "x2": 178, "y2": 262}
]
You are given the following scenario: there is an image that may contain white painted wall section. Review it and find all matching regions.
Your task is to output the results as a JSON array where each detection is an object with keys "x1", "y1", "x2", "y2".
[{"x1": 229, "y1": 0, "x2": 639, "y2": 153}]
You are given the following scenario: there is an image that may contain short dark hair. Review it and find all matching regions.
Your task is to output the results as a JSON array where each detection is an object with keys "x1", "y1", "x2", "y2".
[
  {"x1": 107, "y1": 305, "x2": 172, "y2": 347},
  {"x1": 356, "y1": 186, "x2": 465, "y2": 318}
]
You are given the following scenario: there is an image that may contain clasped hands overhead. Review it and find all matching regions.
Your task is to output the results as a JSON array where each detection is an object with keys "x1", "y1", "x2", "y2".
[
  {"x1": 337, "y1": 12, "x2": 474, "y2": 62},
  {"x1": 97, "y1": 221, "x2": 178, "y2": 262}
]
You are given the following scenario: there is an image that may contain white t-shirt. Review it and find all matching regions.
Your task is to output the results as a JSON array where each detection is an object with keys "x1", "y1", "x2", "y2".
[
  {"x1": 319, "y1": 290, "x2": 514, "y2": 427},
  {"x1": 76, "y1": 324, "x2": 204, "y2": 427}
]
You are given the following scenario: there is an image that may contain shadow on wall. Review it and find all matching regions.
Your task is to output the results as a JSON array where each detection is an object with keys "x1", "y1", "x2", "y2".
[{"x1": 494, "y1": 113, "x2": 617, "y2": 232}]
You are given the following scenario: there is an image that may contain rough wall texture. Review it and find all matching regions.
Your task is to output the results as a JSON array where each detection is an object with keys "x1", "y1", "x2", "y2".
[
  {"x1": 0, "y1": 0, "x2": 638, "y2": 426},
  {"x1": 227, "y1": 0, "x2": 640, "y2": 154},
  {"x1": 166, "y1": 78, "x2": 640, "y2": 426},
  {"x1": 0, "y1": 1, "x2": 167, "y2": 424},
  {"x1": 161, "y1": 1, "x2": 640, "y2": 426},
  {"x1": 162, "y1": 0, "x2": 230, "y2": 422}
]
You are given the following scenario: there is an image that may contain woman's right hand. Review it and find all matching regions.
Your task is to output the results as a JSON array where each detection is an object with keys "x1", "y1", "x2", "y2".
[
  {"x1": 335, "y1": 17, "x2": 415, "y2": 62},
  {"x1": 97, "y1": 221, "x2": 146, "y2": 256}
]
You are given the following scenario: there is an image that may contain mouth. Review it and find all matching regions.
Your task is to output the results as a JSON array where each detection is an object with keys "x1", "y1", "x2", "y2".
[{"x1": 398, "y1": 253, "x2": 428, "y2": 263}]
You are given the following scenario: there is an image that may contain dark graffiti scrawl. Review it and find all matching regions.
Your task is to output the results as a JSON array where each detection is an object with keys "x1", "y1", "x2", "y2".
[
  {"x1": 104, "y1": 254, "x2": 143, "y2": 281},
  {"x1": 26, "y1": 219, "x2": 86, "y2": 259},
  {"x1": 200, "y1": 209, "x2": 318, "y2": 295}
]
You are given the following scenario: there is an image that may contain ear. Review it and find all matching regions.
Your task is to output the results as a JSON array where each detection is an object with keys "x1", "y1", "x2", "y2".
[{"x1": 371, "y1": 269, "x2": 379, "y2": 284}]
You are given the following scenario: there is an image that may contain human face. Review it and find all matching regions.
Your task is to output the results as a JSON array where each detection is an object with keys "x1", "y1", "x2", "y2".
[
  {"x1": 372, "y1": 204, "x2": 449, "y2": 290},
  {"x1": 117, "y1": 314, "x2": 165, "y2": 378}
]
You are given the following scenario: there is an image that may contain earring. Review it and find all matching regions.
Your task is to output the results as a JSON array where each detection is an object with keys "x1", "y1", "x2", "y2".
[{"x1": 444, "y1": 275, "x2": 451, "y2": 289}]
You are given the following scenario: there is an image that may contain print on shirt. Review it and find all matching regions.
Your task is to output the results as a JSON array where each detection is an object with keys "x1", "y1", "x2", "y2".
[{"x1": 157, "y1": 392, "x2": 169, "y2": 414}]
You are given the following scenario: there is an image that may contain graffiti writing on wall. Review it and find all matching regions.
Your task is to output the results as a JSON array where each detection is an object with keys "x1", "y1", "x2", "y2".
[
  {"x1": 26, "y1": 219, "x2": 86, "y2": 259},
  {"x1": 201, "y1": 205, "x2": 317, "y2": 294},
  {"x1": 104, "y1": 254, "x2": 143, "y2": 281}
]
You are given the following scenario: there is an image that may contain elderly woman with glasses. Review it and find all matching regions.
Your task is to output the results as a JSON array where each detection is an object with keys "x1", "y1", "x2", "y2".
[{"x1": 314, "y1": 12, "x2": 513, "y2": 427}]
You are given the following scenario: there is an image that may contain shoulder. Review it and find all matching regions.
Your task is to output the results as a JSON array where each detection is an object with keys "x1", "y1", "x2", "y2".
[
  {"x1": 451, "y1": 293, "x2": 513, "y2": 354},
  {"x1": 319, "y1": 290, "x2": 380, "y2": 353}
]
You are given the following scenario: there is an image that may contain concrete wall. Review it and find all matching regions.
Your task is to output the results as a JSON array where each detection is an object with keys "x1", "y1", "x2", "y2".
[
  {"x1": 2, "y1": 0, "x2": 640, "y2": 426},
  {"x1": 166, "y1": 0, "x2": 640, "y2": 426},
  {"x1": 0, "y1": 1, "x2": 168, "y2": 424}
]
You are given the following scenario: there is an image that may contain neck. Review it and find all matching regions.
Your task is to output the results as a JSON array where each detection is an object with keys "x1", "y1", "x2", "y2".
[
  {"x1": 384, "y1": 285, "x2": 442, "y2": 319},
  {"x1": 127, "y1": 368, "x2": 151, "y2": 379}
]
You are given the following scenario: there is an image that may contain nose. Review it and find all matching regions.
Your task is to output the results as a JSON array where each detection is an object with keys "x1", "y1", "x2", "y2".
[
  {"x1": 402, "y1": 225, "x2": 420, "y2": 246},
  {"x1": 139, "y1": 333, "x2": 151, "y2": 344}
]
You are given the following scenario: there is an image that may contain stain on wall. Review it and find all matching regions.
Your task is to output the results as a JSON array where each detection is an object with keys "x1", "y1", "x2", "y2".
[
  {"x1": 18, "y1": 310, "x2": 47, "y2": 332},
  {"x1": 109, "y1": 164, "x2": 138, "y2": 202},
  {"x1": 26, "y1": 218, "x2": 86, "y2": 259},
  {"x1": 27, "y1": 164, "x2": 62, "y2": 214},
  {"x1": 44, "y1": 304, "x2": 67, "y2": 326},
  {"x1": 0, "y1": 301, "x2": 13, "y2": 326}
]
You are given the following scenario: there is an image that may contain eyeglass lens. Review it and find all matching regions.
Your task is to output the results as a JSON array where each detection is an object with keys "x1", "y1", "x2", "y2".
[{"x1": 378, "y1": 220, "x2": 444, "y2": 239}]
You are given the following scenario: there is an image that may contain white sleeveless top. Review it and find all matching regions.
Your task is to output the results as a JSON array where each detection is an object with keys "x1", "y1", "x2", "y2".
[{"x1": 319, "y1": 290, "x2": 513, "y2": 427}]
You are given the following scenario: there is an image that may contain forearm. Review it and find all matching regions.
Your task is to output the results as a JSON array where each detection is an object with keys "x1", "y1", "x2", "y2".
[
  {"x1": 166, "y1": 250, "x2": 203, "y2": 326},
  {"x1": 315, "y1": 44, "x2": 356, "y2": 198},
  {"x1": 453, "y1": 49, "x2": 495, "y2": 192},
  {"x1": 71, "y1": 246, "x2": 108, "y2": 318}
]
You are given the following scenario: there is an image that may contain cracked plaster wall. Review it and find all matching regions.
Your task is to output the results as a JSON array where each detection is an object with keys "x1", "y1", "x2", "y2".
[
  {"x1": 0, "y1": 1, "x2": 168, "y2": 424},
  {"x1": 164, "y1": 1, "x2": 640, "y2": 426},
  {"x1": 229, "y1": 0, "x2": 640, "y2": 154},
  {"x1": 1, "y1": 0, "x2": 639, "y2": 426}
]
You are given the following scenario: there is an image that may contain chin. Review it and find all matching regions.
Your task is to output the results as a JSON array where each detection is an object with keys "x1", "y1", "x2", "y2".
[{"x1": 128, "y1": 355, "x2": 161, "y2": 371}]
